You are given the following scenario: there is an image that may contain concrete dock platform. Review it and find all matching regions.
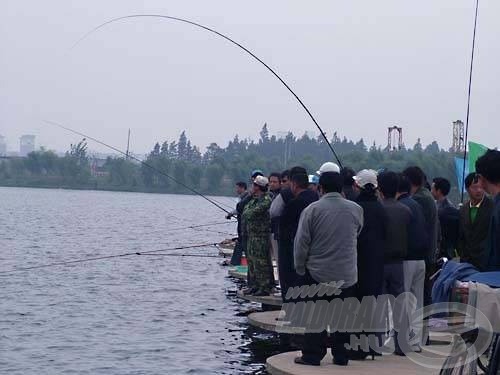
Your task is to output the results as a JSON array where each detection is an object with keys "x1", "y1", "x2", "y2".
[
  {"x1": 248, "y1": 310, "x2": 456, "y2": 342},
  {"x1": 228, "y1": 266, "x2": 247, "y2": 280},
  {"x1": 236, "y1": 290, "x2": 282, "y2": 307},
  {"x1": 227, "y1": 265, "x2": 279, "y2": 283},
  {"x1": 266, "y1": 348, "x2": 452, "y2": 375}
]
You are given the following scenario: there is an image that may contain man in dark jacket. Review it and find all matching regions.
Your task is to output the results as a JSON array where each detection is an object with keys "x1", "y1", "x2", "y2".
[
  {"x1": 277, "y1": 170, "x2": 318, "y2": 301},
  {"x1": 341, "y1": 166, "x2": 359, "y2": 201},
  {"x1": 378, "y1": 171, "x2": 411, "y2": 355},
  {"x1": 227, "y1": 182, "x2": 250, "y2": 266},
  {"x1": 476, "y1": 150, "x2": 500, "y2": 271},
  {"x1": 397, "y1": 174, "x2": 427, "y2": 350},
  {"x1": 351, "y1": 169, "x2": 387, "y2": 359},
  {"x1": 403, "y1": 166, "x2": 438, "y2": 308},
  {"x1": 268, "y1": 172, "x2": 282, "y2": 262},
  {"x1": 431, "y1": 177, "x2": 460, "y2": 259},
  {"x1": 457, "y1": 173, "x2": 494, "y2": 270}
]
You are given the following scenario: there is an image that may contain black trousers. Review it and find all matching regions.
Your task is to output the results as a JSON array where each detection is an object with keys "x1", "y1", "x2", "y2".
[
  {"x1": 295, "y1": 270, "x2": 357, "y2": 364},
  {"x1": 277, "y1": 239, "x2": 297, "y2": 301},
  {"x1": 229, "y1": 237, "x2": 244, "y2": 266}
]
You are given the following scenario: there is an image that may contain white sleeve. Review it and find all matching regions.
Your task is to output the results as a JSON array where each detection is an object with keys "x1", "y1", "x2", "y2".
[{"x1": 270, "y1": 194, "x2": 285, "y2": 218}]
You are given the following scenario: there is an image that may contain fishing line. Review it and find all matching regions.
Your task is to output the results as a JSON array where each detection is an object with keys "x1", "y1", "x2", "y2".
[
  {"x1": 69, "y1": 14, "x2": 343, "y2": 168},
  {"x1": 45, "y1": 119, "x2": 232, "y2": 214},
  {"x1": 461, "y1": 0, "x2": 479, "y2": 203},
  {"x1": 0, "y1": 242, "x2": 218, "y2": 275},
  {"x1": 137, "y1": 253, "x2": 219, "y2": 258},
  {"x1": 167, "y1": 220, "x2": 236, "y2": 232}
]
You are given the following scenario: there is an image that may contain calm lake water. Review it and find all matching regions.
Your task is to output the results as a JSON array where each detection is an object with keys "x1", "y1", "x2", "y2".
[{"x1": 0, "y1": 187, "x2": 281, "y2": 374}]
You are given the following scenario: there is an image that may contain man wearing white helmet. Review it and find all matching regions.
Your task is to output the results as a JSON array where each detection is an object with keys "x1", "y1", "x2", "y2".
[{"x1": 316, "y1": 161, "x2": 340, "y2": 175}]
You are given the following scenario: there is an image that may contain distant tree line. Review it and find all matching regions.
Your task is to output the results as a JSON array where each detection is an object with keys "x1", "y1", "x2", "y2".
[{"x1": 0, "y1": 125, "x2": 463, "y2": 201}]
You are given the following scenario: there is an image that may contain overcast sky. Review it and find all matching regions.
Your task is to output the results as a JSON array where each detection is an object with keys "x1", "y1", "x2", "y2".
[{"x1": 1, "y1": 0, "x2": 499, "y2": 156}]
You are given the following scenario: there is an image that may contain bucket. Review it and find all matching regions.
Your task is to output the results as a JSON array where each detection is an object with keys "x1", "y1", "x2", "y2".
[{"x1": 240, "y1": 255, "x2": 248, "y2": 266}]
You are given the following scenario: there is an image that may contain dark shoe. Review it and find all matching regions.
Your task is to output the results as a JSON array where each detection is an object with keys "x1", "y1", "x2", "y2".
[
  {"x1": 348, "y1": 350, "x2": 369, "y2": 360},
  {"x1": 394, "y1": 350, "x2": 406, "y2": 356},
  {"x1": 242, "y1": 287, "x2": 257, "y2": 295},
  {"x1": 253, "y1": 289, "x2": 271, "y2": 296},
  {"x1": 294, "y1": 357, "x2": 320, "y2": 366},
  {"x1": 333, "y1": 357, "x2": 348, "y2": 366}
]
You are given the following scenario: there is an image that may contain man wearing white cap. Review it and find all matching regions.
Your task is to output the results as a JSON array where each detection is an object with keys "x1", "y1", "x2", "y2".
[
  {"x1": 293, "y1": 171, "x2": 363, "y2": 366},
  {"x1": 241, "y1": 175, "x2": 275, "y2": 296}
]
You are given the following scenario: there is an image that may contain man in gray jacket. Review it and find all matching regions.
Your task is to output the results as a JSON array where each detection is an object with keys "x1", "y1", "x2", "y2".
[{"x1": 293, "y1": 171, "x2": 363, "y2": 367}]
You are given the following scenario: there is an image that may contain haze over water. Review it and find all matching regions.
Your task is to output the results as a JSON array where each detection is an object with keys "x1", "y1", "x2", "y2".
[{"x1": 0, "y1": 187, "x2": 276, "y2": 374}]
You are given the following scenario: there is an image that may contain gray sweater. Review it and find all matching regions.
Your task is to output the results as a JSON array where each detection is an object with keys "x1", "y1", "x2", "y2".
[{"x1": 294, "y1": 192, "x2": 363, "y2": 287}]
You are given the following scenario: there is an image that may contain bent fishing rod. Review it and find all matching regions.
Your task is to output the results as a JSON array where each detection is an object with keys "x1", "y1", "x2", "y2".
[
  {"x1": 70, "y1": 14, "x2": 343, "y2": 169},
  {"x1": 45, "y1": 120, "x2": 232, "y2": 214},
  {"x1": 461, "y1": 0, "x2": 480, "y2": 203}
]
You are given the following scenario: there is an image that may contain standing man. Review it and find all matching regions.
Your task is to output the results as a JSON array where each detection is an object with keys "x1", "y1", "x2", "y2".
[
  {"x1": 378, "y1": 171, "x2": 411, "y2": 355},
  {"x1": 431, "y1": 177, "x2": 460, "y2": 259},
  {"x1": 268, "y1": 172, "x2": 282, "y2": 263},
  {"x1": 227, "y1": 181, "x2": 249, "y2": 266},
  {"x1": 242, "y1": 175, "x2": 274, "y2": 296},
  {"x1": 476, "y1": 150, "x2": 500, "y2": 271},
  {"x1": 457, "y1": 172, "x2": 494, "y2": 270},
  {"x1": 403, "y1": 166, "x2": 438, "y2": 308},
  {"x1": 277, "y1": 170, "x2": 318, "y2": 301},
  {"x1": 308, "y1": 174, "x2": 320, "y2": 196},
  {"x1": 351, "y1": 169, "x2": 387, "y2": 359},
  {"x1": 340, "y1": 166, "x2": 359, "y2": 201},
  {"x1": 268, "y1": 172, "x2": 282, "y2": 198},
  {"x1": 397, "y1": 174, "x2": 428, "y2": 350},
  {"x1": 293, "y1": 171, "x2": 363, "y2": 367}
]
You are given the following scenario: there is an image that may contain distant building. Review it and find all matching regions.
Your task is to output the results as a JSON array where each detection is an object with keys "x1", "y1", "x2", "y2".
[
  {"x1": 90, "y1": 158, "x2": 109, "y2": 178},
  {"x1": 0, "y1": 135, "x2": 6, "y2": 156},
  {"x1": 451, "y1": 120, "x2": 465, "y2": 153},
  {"x1": 20, "y1": 135, "x2": 35, "y2": 157}
]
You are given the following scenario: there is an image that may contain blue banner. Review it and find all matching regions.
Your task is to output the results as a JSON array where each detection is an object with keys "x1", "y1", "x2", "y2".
[{"x1": 454, "y1": 157, "x2": 469, "y2": 193}]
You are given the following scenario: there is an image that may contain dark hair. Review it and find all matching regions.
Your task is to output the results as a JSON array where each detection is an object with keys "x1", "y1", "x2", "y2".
[
  {"x1": 403, "y1": 166, "x2": 425, "y2": 187},
  {"x1": 476, "y1": 149, "x2": 500, "y2": 184},
  {"x1": 251, "y1": 170, "x2": 264, "y2": 178},
  {"x1": 269, "y1": 172, "x2": 281, "y2": 181},
  {"x1": 340, "y1": 167, "x2": 356, "y2": 186},
  {"x1": 291, "y1": 172, "x2": 309, "y2": 189},
  {"x1": 360, "y1": 183, "x2": 377, "y2": 195},
  {"x1": 397, "y1": 173, "x2": 411, "y2": 194},
  {"x1": 465, "y1": 172, "x2": 480, "y2": 189},
  {"x1": 378, "y1": 171, "x2": 399, "y2": 198},
  {"x1": 256, "y1": 184, "x2": 268, "y2": 192},
  {"x1": 281, "y1": 170, "x2": 290, "y2": 181},
  {"x1": 235, "y1": 181, "x2": 247, "y2": 190},
  {"x1": 432, "y1": 177, "x2": 451, "y2": 196},
  {"x1": 319, "y1": 172, "x2": 343, "y2": 193},
  {"x1": 290, "y1": 166, "x2": 307, "y2": 178}
]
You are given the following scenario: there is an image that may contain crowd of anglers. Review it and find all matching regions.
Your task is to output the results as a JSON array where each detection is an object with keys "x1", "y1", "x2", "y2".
[{"x1": 225, "y1": 149, "x2": 500, "y2": 368}]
